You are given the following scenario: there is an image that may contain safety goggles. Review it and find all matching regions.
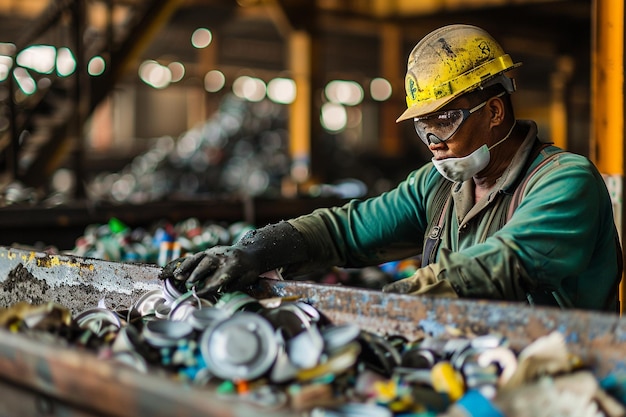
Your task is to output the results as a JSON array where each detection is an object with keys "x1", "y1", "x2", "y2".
[{"x1": 413, "y1": 91, "x2": 506, "y2": 145}]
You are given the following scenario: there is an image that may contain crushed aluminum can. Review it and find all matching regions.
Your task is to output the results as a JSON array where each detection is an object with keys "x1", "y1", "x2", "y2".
[
  {"x1": 199, "y1": 311, "x2": 278, "y2": 381},
  {"x1": 311, "y1": 402, "x2": 393, "y2": 417},
  {"x1": 128, "y1": 289, "x2": 166, "y2": 323},
  {"x1": 187, "y1": 307, "x2": 231, "y2": 331},
  {"x1": 320, "y1": 323, "x2": 361, "y2": 354},
  {"x1": 287, "y1": 325, "x2": 324, "y2": 369},
  {"x1": 263, "y1": 302, "x2": 312, "y2": 340},
  {"x1": 214, "y1": 291, "x2": 263, "y2": 314},
  {"x1": 142, "y1": 319, "x2": 194, "y2": 348},
  {"x1": 75, "y1": 307, "x2": 122, "y2": 337}
]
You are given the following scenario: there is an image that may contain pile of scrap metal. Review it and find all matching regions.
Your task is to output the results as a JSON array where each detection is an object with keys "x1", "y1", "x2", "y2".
[{"x1": 0, "y1": 246, "x2": 624, "y2": 417}]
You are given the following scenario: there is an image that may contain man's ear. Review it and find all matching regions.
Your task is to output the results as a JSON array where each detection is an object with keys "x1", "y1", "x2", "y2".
[{"x1": 488, "y1": 96, "x2": 506, "y2": 126}]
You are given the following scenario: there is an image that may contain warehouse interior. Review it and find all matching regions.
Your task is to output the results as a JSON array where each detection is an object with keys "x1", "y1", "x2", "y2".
[
  {"x1": 0, "y1": 1, "x2": 625, "y2": 416},
  {"x1": 0, "y1": 0, "x2": 620, "y2": 250}
]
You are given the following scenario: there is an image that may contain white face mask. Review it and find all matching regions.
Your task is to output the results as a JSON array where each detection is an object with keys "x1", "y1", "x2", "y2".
[{"x1": 432, "y1": 121, "x2": 516, "y2": 183}]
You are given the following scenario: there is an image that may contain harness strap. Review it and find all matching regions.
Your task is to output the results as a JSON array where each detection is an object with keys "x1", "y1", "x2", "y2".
[
  {"x1": 507, "y1": 147, "x2": 564, "y2": 221},
  {"x1": 506, "y1": 147, "x2": 571, "y2": 307},
  {"x1": 422, "y1": 194, "x2": 451, "y2": 268}
]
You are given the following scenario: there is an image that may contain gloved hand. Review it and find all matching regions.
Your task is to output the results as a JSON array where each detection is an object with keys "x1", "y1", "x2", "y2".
[
  {"x1": 381, "y1": 264, "x2": 458, "y2": 297},
  {"x1": 161, "y1": 246, "x2": 261, "y2": 295},
  {"x1": 159, "y1": 221, "x2": 309, "y2": 295}
]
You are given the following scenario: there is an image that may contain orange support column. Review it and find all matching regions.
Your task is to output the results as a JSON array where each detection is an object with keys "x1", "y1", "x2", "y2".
[
  {"x1": 287, "y1": 30, "x2": 312, "y2": 193},
  {"x1": 591, "y1": 0, "x2": 625, "y2": 313},
  {"x1": 379, "y1": 23, "x2": 403, "y2": 157},
  {"x1": 549, "y1": 57, "x2": 574, "y2": 150}
]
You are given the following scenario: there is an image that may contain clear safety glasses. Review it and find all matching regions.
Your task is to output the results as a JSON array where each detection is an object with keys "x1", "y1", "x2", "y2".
[{"x1": 413, "y1": 91, "x2": 506, "y2": 145}]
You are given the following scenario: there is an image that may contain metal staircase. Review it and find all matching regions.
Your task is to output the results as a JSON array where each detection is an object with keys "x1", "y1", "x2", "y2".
[{"x1": 0, "y1": 0, "x2": 181, "y2": 194}]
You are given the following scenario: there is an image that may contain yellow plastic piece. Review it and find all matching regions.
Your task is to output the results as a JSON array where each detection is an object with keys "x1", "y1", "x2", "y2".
[
  {"x1": 431, "y1": 361, "x2": 465, "y2": 401},
  {"x1": 373, "y1": 379, "x2": 398, "y2": 402}
]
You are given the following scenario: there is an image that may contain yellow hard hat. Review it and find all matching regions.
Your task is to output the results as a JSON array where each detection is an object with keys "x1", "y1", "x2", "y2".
[{"x1": 396, "y1": 24, "x2": 522, "y2": 123}]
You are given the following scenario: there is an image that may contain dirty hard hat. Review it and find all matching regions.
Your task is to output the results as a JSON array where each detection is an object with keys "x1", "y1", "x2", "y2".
[{"x1": 396, "y1": 24, "x2": 522, "y2": 123}]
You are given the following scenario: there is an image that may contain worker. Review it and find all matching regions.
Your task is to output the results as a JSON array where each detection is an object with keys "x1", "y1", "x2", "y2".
[{"x1": 162, "y1": 24, "x2": 622, "y2": 312}]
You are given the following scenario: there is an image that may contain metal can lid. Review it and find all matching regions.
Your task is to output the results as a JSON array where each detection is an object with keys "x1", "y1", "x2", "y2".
[
  {"x1": 296, "y1": 342, "x2": 361, "y2": 382},
  {"x1": 263, "y1": 303, "x2": 312, "y2": 340},
  {"x1": 214, "y1": 291, "x2": 262, "y2": 314},
  {"x1": 75, "y1": 307, "x2": 122, "y2": 336},
  {"x1": 311, "y1": 403, "x2": 392, "y2": 417},
  {"x1": 321, "y1": 323, "x2": 361, "y2": 353},
  {"x1": 401, "y1": 347, "x2": 437, "y2": 369},
  {"x1": 188, "y1": 307, "x2": 231, "y2": 331},
  {"x1": 129, "y1": 289, "x2": 166, "y2": 321},
  {"x1": 294, "y1": 301, "x2": 321, "y2": 323},
  {"x1": 168, "y1": 301, "x2": 197, "y2": 322},
  {"x1": 142, "y1": 319, "x2": 194, "y2": 348},
  {"x1": 112, "y1": 325, "x2": 142, "y2": 353},
  {"x1": 162, "y1": 277, "x2": 185, "y2": 303},
  {"x1": 358, "y1": 331, "x2": 402, "y2": 377},
  {"x1": 269, "y1": 348, "x2": 298, "y2": 383},
  {"x1": 287, "y1": 325, "x2": 324, "y2": 369},
  {"x1": 154, "y1": 301, "x2": 171, "y2": 320},
  {"x1": 200, "y1": 311, "x2": 278, "y2": 381}
]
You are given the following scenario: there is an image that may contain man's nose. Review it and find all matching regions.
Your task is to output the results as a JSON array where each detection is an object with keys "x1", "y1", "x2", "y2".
[
  {"x1": 428, "y1": 141, "x2": 446, "y2": 152},
  {"x1": 426, "y1": 133, "x2": 443, "y2": 145}
]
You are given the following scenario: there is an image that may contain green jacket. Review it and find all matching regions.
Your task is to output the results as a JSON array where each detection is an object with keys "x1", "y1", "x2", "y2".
[{"x1": 288, "y1": 120, "x2": 621, "y2": 311}]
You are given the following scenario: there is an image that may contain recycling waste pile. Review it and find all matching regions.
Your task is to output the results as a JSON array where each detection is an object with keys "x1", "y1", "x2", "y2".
[
  {"x1": 0, "y1": 247, "x2": 625, "y2": 417},
  {"x1": 0, "y1": 94, "x2": 292, "y2": 208},
  {"x1": 0, "y1": 93, "x2": 372, "y2": 208}
]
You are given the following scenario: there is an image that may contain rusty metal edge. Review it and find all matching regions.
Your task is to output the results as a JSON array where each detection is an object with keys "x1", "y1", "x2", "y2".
[
  {"x1": 250, "y1": 279, "x2": 626, "y2": 379},
  {"x1": 0, "y1": 246, "x2": 162, "y2": 293},
  {"x1": 0, "y1": 327, "x2": 296, "y2": 417}
]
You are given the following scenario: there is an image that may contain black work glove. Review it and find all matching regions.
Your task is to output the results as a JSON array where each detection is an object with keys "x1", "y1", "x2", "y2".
[{"x1": 159, "y1": 221, "x2": 308, "y2": 295}]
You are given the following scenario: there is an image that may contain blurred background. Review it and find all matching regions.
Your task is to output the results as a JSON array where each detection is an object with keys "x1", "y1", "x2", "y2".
[{"x1": 0, "y1": 0, "x2": 620, "y2": 256}]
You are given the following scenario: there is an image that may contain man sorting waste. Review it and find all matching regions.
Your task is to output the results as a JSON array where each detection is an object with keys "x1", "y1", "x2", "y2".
[{"x1": 161, "y1": 24, "x2": 622, "y2": 312}]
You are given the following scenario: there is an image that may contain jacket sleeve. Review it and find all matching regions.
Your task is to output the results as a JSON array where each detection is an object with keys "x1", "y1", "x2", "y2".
[{"x1": 286, "y1": 164, "x2": 438, "y2": 274}]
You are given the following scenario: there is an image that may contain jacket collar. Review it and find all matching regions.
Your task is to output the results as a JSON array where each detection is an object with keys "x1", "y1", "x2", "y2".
[
  {"x1": 452, "y1": 120, "x2": 544, "y2": 227},
  {"x1": 497, "y1": 119, "x2": 544, "y2": 193}
]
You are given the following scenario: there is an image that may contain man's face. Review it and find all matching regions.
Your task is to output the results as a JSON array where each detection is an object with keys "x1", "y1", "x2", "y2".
[{"x1": 418, "y1": 94, "x2": 491, "y2": 161}]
